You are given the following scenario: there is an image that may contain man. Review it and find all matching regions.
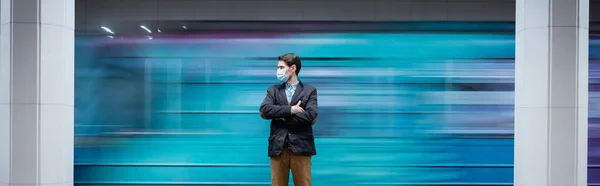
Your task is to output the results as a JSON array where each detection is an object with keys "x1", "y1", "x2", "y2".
[{"x1": 259, "y1": 53, "x2": 318, "y2": 186}]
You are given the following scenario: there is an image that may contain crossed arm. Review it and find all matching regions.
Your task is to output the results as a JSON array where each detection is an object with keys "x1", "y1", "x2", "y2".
[{"x1": 259, "y1": 87, "x2": 318, "y2": 125}]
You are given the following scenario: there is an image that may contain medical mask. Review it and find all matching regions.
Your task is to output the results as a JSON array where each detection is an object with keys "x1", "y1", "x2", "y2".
[{"x1": 277, "y1": 69, "x2": 289, "y2": 83}]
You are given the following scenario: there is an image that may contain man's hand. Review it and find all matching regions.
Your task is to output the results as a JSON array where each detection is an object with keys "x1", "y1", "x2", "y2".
[
  {"x1": 260, "y1": 112, "x2": 267, "y2": 119},
  {"x1": 291, "y1": 101, "x2": 304, "y2": 114}
]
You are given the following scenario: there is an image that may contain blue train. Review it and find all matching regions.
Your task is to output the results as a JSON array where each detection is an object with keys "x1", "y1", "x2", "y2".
[{"x1": 74, "y1": 21, "x2": 600, "y2": 185}]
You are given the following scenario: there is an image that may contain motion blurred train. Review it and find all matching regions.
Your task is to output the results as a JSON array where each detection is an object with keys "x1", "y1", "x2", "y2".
[{"x1": 74, "y1": 21, "x2": 600, "y2": 186}]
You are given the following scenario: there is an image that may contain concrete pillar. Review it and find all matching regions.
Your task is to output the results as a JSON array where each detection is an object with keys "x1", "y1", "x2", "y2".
[
  {"x1": 0, "y1": 0, "x2": 74, "y2": 185},
  {"x1": 515, "y1": 0, "x2": 589, "y2": 185}
]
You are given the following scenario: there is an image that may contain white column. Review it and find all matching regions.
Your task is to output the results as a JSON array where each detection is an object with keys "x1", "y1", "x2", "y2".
[
  {"x1": 0, "y1": 0, "x2": 74, "y2": 186},
  {"x1": 515, "y1": 0, "x2": 588, "y2": 186}
]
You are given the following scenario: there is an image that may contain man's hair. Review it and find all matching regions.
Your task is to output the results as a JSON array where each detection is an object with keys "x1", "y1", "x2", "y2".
[{"x1": 278, "y1": 53, "x2": 302, "y2": 75}]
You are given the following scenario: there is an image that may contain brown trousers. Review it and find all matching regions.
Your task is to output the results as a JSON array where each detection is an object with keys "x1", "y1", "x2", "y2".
[{"x1": 270, "y1": 148, "x2": 312, "y2": 186}]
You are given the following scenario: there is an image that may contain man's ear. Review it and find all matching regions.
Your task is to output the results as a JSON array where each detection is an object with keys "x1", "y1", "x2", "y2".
[{"x1": 290, "y1": 65, "x2": 296, "y2": 74}]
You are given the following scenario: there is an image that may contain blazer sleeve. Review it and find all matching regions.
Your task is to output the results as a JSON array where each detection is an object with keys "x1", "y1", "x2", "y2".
[
  {"x1": 287, "y1": 88, "x2": 318, "y2": 126},
  {"x1": 259, "y1": 86, "x2": 292, "y2": 119}
]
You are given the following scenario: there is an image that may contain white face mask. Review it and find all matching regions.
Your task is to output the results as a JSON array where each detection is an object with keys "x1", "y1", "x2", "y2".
[{"x1": 277, "y1": 68, "x2": 289, "y2": 83}]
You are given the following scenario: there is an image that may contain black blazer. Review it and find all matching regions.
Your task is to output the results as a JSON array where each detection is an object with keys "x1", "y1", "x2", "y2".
[{"x1": 259, "y1": 81, "x2": 318, "y2": 157}]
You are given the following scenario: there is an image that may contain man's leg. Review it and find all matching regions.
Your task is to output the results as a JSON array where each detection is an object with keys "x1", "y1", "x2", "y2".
[
  {"x1": 270, "y1": 149, "x2": 291, "y2": 186},
  {"x1": 290, "y1": 154, "x2": 312, "y2": 186}
]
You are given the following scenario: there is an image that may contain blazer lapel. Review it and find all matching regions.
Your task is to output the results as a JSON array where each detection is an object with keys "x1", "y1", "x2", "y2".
[
  {"x1": 290, "y1": 82, "x2": 304, "y2": 105},
  {"x1": 278, "y1": 83, "x2": 288, "y2": 105}
]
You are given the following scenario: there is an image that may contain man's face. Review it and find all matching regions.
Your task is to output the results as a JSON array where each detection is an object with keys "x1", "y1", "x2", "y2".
[{"x1": 277, "y1": 61, "x2": 295, "y2": 75}]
